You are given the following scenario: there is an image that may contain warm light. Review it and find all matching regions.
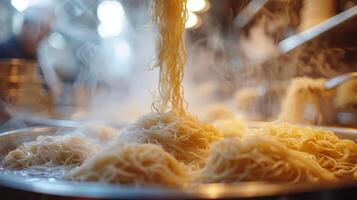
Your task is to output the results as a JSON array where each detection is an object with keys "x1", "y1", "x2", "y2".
[
  {"x1": 202, "y1": 185, "x2": 225, "y2": 199},
  {"x1": 11, "y1": 0, "x2": 39, "y2": 12},
  {"x1": 98, "y1": 22, "x2": 123, "y2": 38},
  {"x1": 185, "y1": 12, "x2": 201, "y2": 29},
  {"x1": 97, "y1": 0, "x2": 126, "y2": 38},
  {"x1": 187, "y1": 0, "x2": 209, "y2": 13}
]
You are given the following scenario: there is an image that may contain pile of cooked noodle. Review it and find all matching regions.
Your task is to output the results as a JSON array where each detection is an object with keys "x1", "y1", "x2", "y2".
[
  {"x1": 259, "y1": 123, "x2": 357, "y2": 180},
  {"x1": 2, "y1": 0, "x2": 357, "y2": 188},
  {"x1": 200, "y1": 134, "x2": 336, "y2": 184},
  {"x1": 3, "y1": 135, "x2": 100, "y2": 169},
  {"x1": 117, "y1": 112, "x2": 222, "y2": 168},
  {"x1": 66, "y1": 143, "x2": 190, "y2": 187},
  {"x1": 67, "y1": 0, "x2": 221, "y2": 185}
]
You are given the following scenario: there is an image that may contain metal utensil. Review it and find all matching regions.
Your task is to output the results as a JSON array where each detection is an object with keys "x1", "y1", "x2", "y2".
[
  {"x1": 278, "y1": 6, "x2": 357, "y2": 53},
  {"x1": 233, "y1": 0, "x2": 268, "y2": 28},
  {"x1": 324, "y1": 72, "x2": 357, "y2": 90}
]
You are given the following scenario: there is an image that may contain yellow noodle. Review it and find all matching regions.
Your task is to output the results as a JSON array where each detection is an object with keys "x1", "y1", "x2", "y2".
[
  {"x1": 203, "y1": 103, "x2": 235, "y2": 123},
  {"x1": 334, "y1": 79, "x2": 357, "y2": 110},
  {"x1": 66, "y1": 143, "x2": 189, "y2": 187},
  {"x1": 3, "y1": 135, "x2": 100, "y2": 169},
  {"x1": 66, "y1": 0, "x2": 219, "y2": 187},
  {"x1": 201, "y1": 134, "x2": 336, "y2": 184},
  {"x1": 213, "y1": 118, "x2": 247, "y2": 138},
  {"x1": 107, "y1": 0, "x2": 222, "y2": 171},
  {"x1": 152, "y1": 0, "x2": 188, "y2": 116},
  {"x1": 118, "y1": 112, "x2": 222, "y2": 169},
  {"x1": 5, "y1": 0, "x2": 354, "y2": 187},
  {"x1": 278, "y1": 77, "x2": 336, "y2": 125},
  {"x1": 259, "y1": 122, "x2": 357, "y2": 180}
]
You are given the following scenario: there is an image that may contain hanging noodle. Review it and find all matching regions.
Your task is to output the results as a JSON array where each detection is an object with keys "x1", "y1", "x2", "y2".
[
  {"x1": 66, "y1": 143, "x2": 189, "y2": 187},
  {"x1": 66, "y1": 0, "x2": 221, "y2": 187},
  {"x1": 201, "y1": 134, "x2": 336, "y2": 184},
  {"x1": 4, "y1": 0, "x2": 357, "y2": 187},
  {"x1": 3, "y1": 135, "x2": 100, "y2": 169},
  {"x1": 278, "y1": 77, "x2": 336, "y2": 125},
  {"x1": 334, "y1": 79, "x2": 357, "y2": 110},
  {"x1": 259, "y1": 122, "x2": 357, "y2": 180},
  {"x1": 152, "y1": 0, "x2": 188, "y2": 115}
]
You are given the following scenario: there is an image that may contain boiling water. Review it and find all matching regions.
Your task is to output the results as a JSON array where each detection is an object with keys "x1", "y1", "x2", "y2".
[{"x1": 0, "y1": 165, "x2": 68, "y2": 182}]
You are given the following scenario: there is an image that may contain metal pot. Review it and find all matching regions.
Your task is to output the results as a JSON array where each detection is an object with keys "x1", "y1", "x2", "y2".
[{"x1": 1, "y1": 126, "x2": 357, "y2": 199}]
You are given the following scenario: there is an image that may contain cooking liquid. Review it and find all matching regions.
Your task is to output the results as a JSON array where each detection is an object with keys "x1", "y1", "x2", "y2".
[{"x1": 0, "y1": 165, "x2": 68, "y2": 182}]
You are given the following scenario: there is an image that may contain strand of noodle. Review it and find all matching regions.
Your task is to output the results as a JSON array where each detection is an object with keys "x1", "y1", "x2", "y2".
[{"x1": 151, "y1": 0, "x2": 188, "y2": 115}]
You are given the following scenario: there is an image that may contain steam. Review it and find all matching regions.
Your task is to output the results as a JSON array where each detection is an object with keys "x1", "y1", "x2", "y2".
[
  {"x1": 1, "y1": 0, "x2": 351, "y2": 132},
  {"x1": 185, "y1": 0, "x2": 349, "y2": 121}
]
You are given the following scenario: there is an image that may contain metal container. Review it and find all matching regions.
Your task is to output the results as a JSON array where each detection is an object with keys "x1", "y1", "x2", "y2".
[{"x1": 1, "y1": 126, "x2": 357, "y2": 199}]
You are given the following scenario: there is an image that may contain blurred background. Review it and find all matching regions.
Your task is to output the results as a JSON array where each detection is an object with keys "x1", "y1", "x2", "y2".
[{"x1": 0, "y1": 0, "x2": 356, "y2": 130}]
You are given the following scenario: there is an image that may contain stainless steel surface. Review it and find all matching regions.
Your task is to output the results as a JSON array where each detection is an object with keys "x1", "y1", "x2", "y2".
[
  {"x1": 278, "y1": 6, "x2": 357, "y2": 53},
  {"x1": 10, "y1": 114, "x2": 124, "y2": 129},
  {"x1": 1, "y1": 125, "x2": 357, "y2": 199},
  {"x1": 0, "y1": 127, "x2": 61, "y2": 157},
  {"x1": 324, "y1": 72, "x2": 357, "y2": 90}
]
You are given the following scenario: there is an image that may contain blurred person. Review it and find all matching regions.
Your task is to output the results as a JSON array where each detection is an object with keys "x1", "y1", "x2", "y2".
[
  {"x1": 0, "y1": 6, "x2": 55, "y2": 125},
  {"x1": 0, "y1": 6, "x2": 54, "y2": 60}
]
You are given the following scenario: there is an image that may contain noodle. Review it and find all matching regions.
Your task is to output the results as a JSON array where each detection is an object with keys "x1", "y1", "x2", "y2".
[
  {"x1": 3, "y1": 135, "x2": 100, "y2": 169},
  {"x1": 4, "y1": 0, "x2": 356, "y2": 187},
  {"x1": 259, "y1": 122, "x2": 357, "y2": 180},
  {"x1": 106, "y1": 0, "x2": 222, "y2": 170},
  {"x1": 203, "y1": 103, "x2": 235, "y2": 123},
  {"x1": 278, "y1": 77, "x2": 336, "y2": 125},
  {"x1": 66, "y1": 143, "x2": 189, "y2": 187},
  {"x1": 152, "y1": 0, "x2": 188, "y2": 115},
  {"x1": 213, "y1": 118, "x2": 247, "y2": 138},
  {"x1": 67, "y1": 0, "x2": 220, "y2": 186},
  {"x1": 117, "y1": 112, "x2": 222, "y2": 168},
  {"x1": 334, "y1": 79, "x2": 357, "y2": 110},
  {"x1": 201, "y1": 134, "x2": 336, "y2": 184}
]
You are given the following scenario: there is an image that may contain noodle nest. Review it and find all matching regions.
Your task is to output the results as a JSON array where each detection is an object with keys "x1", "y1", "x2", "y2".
[
  {"x1": 3, "y1": 135, "x2": 100, "y2": 169},
  {"x1": 117, "y1": 112, "x2": 222, "y2": 168},
  {"x1": 201, "y1": 134, "x2": 336, "y2": 184},
  {"x1": 259, "y1": 123, "x2": 357, "y2": 179},
  {"x1": 66, "y1": 143, "x2": 189, "y2": 187}
]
